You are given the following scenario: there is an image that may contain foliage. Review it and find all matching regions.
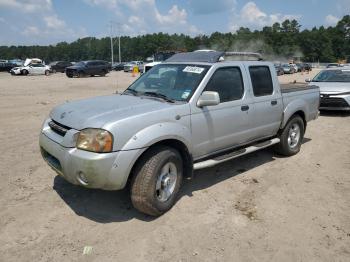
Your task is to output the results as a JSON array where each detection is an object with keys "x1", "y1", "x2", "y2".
[{"x1": 0, "y1": 16, "x2": 349, "y2": 63}]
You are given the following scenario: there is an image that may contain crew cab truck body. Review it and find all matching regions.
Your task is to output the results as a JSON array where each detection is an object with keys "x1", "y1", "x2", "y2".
[{"x1": 39, "y1": 51, "x2": 319, "y2": 216}]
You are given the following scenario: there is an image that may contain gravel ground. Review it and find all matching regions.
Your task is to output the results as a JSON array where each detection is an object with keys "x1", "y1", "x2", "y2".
[{"x1": 0, "y1": 70, "x2": 349, "y2": 262}]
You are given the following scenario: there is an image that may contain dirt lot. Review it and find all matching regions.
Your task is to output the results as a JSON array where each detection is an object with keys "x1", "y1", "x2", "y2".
[{"x1": 0, "y1": 70, "x2": 349, "y2": 262}]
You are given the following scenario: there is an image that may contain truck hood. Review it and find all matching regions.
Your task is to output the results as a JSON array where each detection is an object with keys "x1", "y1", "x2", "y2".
[
  {"x1": 311, "y1": 82, "x2": 350, "y2": 94},
  {"x1": 50, "y1": 94, "x2": 172, "y2": 130}
]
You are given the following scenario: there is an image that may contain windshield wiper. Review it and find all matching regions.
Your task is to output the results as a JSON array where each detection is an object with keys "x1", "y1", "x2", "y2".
[
  {"x1": 123, "y1": 89, "x2": 139, "y2": 96},
  {"x1": 142, "y1": 92, "x2": 175, "y2": 103}
]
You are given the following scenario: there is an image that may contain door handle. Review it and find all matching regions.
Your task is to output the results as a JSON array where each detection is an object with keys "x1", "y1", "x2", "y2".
[
  {"x1": 271, "y1": 100, "x2": 277, "y2": 105},
  {"x1": 241, "y1": 105, "x2": 249, "y2": 111}
]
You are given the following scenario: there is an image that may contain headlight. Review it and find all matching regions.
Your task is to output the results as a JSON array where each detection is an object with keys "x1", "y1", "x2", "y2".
[{"x1": 76, "y1": 128, "x2": 113, "y2": 153}]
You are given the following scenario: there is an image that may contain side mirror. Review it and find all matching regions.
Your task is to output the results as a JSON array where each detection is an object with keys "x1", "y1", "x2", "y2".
[
  {"x1": 305, "y1": 78, "x2": 311, "y2": 83},
  {"x1": 197, "y1": 91, "x2": 220, "y2": 107}
]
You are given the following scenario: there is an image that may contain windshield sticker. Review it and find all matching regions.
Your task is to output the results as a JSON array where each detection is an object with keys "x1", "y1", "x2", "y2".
[
  {"x1": 181, "y1": 90, "x2": 191, "y2": 99},
  {"x1": 183, "y1": 66, "x2": 205, "y2": 74}
]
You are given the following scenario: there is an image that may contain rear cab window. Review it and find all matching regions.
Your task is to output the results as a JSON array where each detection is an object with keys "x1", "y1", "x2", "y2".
[{"x1": 249, "y1": 66, "x2": 274, "y2": 96}]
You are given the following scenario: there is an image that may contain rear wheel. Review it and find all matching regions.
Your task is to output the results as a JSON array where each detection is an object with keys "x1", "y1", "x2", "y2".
[
  {"x1": 131, "y1": 146, "x2": 183, "y2": 216},
  {"x1": 274, "y1": 115, "x2": 304, "y2": 156},
  {"x1": 100, "y1": 70, "x2": 106, "y2": 76}
]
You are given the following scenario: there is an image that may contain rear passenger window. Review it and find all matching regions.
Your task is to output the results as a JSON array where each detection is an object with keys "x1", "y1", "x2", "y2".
[
  {"x1": 204, "y1": 67, "x2": 244, "y2": 103},
  {"x1": 249, "y1": 66, "x2": 274, "y2": 96}
]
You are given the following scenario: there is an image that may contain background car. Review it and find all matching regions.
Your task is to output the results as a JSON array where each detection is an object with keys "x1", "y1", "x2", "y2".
[
  {"x1": 282, "y1": 63, "x2": 294, "y2": 74},
  {"x1": 308, "y1": 67, "x2": 350, "y2": 110},
  {"x1": 290, "y1": 63, "x2": 298, "y2": 73},
  {"x1": 112, "y1": 62, "x2": 125, "y2": 71},
  {"x1": 10, "y1": 63, "x2": 50, "y2": 75},
  {"x1": 65, "y1": 60, "x2": 110, "y2": 78},
  {"x1": 49, "y1": 61, "x2": 73, "y2": 73},
  {"x1": 302, "y1": 63, "x2": 312, "y2": 71},
  {"x1": 123, "y1": 61, "x2": 144, "y2": 73},
  {"x1": 274, "y1": 64, "x2": 284, "y2": 76},
  {"x1": 327, "y1": 63, "x2": 339, "y2": 68},
  {"x1": 0, "y1": 62, "x2": 16, "y2": 72},
  {"x1": 8, "y1": 59, "x2": 23, "y2": 66}
]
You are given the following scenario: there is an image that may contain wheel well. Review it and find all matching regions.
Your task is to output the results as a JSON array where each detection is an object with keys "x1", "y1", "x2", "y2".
[
  {"x1": 293, "y1": 110, "x2": 307, "y2": 130},
  {"x1": 127, "y1": 139, "x2": 193, "y2": 187}
]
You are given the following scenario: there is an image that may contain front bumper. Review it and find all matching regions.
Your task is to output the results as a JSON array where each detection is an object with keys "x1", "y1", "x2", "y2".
[
  {"x1": 10, "y1": 68, "x2": 21, "y2": 75},
  {"x1": 39, "y1": 121, "x2": 145, "y2": 190},
  {"x1": 319, "y1": 94, "x2": 350, "y2": 111}
]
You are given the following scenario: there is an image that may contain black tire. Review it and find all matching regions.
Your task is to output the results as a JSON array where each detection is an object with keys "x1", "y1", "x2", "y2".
[
  {"x1": 274, "y1": 115, "x2": 305, "y2": 156},
  {"x1": 52, "y1": 69, "x2": 56, "y2": 73},
  {"x1": 22, "y1": 69, "x2": 28, "y2": 75},
  {"x1": 100, "y1": 70, "x2": 106, "y2": 76},
  {"x1": 78, "y1": 71, "x2": 84, "y2": 78},
  {"x1": 45, "y1": 70, "x2": 50, "y2": 76},
  {"x1": 131, "y1": 146, "x2": 183, "y2": 216}
]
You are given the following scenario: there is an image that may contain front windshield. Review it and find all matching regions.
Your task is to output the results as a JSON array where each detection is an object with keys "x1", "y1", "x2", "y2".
[
  {"x1": 124, "y1": 64, "x2": 210, "y2": 102},
  {"x1": 313, "y1": 69, "x2": 350, "y2": 82}
]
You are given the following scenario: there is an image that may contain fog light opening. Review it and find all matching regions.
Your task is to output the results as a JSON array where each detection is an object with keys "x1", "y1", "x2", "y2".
[{"x1": 77, "y1": 171, "x2": 89, "y2": 186}]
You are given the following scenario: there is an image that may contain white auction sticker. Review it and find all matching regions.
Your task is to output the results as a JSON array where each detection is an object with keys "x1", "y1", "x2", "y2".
[{"x1": 183, "y1": 66, "x2": 205, "y2": 74}]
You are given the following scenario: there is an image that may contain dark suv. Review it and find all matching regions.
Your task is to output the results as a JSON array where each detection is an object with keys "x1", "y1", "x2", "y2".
[
  {"x1": 49, "y1": 61, "x2": 72, "y2": 73},
  {"x1": 65, "y1": 60, "x2": 110, "y2": 78}
]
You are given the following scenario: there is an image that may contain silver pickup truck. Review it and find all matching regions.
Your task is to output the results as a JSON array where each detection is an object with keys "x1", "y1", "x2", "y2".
[{"x1": 39, "y1": 51, "x2": 319, "y2": 216}]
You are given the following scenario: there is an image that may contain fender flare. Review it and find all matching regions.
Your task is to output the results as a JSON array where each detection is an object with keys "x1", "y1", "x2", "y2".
[
  {"x1": 281, "y1": 99, "x2": 308, "y2": 129},
  {"x1": 120, "y1": 122, "x2": 192, "y2": 152}
]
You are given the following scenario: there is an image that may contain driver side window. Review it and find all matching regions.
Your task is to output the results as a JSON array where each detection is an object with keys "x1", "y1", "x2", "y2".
[{"x1": 204, "y1": 67, "x2": 244, "y2": 103}]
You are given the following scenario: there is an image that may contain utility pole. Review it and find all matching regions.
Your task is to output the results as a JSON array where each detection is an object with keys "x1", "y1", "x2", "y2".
[
  {"x1": 109, "y1": 21, "x2": 114, "y2": 66},
  {"x1": 109, "y1": 21, "x2": 121, "y2": 64},
  {"x1": 118, "y1": 34, "x2": 121, "y2": 63}
]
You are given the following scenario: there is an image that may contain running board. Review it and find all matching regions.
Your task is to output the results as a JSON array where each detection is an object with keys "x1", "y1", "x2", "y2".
[{"x1": 193, "y1": 138, "x2": 280, "y2": 170}]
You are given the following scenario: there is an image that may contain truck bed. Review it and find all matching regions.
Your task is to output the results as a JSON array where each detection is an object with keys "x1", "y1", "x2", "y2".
[{"x1": 280, "y1": 83, "x2": 319, "y2": 93}]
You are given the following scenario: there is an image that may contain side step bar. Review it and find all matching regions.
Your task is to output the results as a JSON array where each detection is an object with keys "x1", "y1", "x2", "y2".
[{"x1": 193, "y1": 138, "x2": 280, "y2": 170}]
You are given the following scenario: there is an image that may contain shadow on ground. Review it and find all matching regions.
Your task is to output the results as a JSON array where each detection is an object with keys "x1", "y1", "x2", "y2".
[{"x1": 53, "y1": 138, "x2": 311, "y2": 223}]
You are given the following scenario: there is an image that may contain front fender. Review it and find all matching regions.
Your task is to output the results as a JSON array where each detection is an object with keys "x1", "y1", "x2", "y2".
[
  {"x1": 281, "y1": 99, "x2": 308, "y2": 128},
  {"x1": 121, "y1": 122, "x2": 192, "y2": 152}
]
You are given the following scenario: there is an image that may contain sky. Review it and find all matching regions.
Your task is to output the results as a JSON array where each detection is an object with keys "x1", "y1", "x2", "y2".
[{"x1": 0, "y1": 0, "x2": 349, "y2": 45}]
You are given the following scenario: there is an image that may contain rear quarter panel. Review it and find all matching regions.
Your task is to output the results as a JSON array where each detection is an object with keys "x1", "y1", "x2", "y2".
[{"x1": 281, "y1": 87, "x2": 320, "y2": 128}]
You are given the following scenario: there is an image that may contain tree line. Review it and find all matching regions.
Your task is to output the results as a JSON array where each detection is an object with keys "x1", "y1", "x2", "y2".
[{"x1": 0, "y1": 15, "x2": 349, "y2": 63}]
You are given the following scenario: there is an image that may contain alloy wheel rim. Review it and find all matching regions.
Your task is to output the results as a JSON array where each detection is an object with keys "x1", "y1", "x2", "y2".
[
  {"x1": 156, "y1": 162, "x2": 177, "y2": 202},
  {"x1": 287, "y1": 123, "x2": 301, "y2": 148}
]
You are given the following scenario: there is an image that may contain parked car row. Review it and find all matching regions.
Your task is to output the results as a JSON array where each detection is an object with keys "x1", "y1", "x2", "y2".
[{"x1": 274, "y1": 62, "x2": 312, "y2": 75}]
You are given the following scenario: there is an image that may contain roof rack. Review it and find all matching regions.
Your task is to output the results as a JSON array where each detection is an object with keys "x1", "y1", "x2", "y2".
[
  {"x1": 224, "y1": 52, "x2": 263, "y2": 61},
  {"x1": 165, "y1": 51, "x2": 263, "y2": 63},
  {"x1": 165, "y1": 51, "x2": 224, "y2": 63}
]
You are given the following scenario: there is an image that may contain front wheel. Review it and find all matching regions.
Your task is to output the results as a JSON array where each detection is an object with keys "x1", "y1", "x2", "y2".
[
  {"x1": 274, "y1": 115, "x2": 304, "y2": 156},
  {"x1": 45, "y1": 70, "x2": 50, "y2": 76},
  {"x1": 131, "y1": 146, "x2": 183, "y2": 216}
]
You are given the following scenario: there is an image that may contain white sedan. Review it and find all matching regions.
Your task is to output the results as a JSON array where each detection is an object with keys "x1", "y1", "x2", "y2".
[{"x1": 10, "y1": 64, "x2": 51, "y2": 76}]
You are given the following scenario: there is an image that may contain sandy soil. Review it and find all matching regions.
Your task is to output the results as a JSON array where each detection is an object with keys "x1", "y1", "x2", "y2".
[{"x1": 0, "y1": 69, "x2": 349, "y2": 262}]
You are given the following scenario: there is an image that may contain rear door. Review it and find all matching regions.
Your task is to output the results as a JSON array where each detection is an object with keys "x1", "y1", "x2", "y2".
[
  {"x1": 190, "y1": 64, "x2": 255, "y2": 158},
  {"x1": 246, "y1": 63, "x2": 283, "y2": 139}
]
